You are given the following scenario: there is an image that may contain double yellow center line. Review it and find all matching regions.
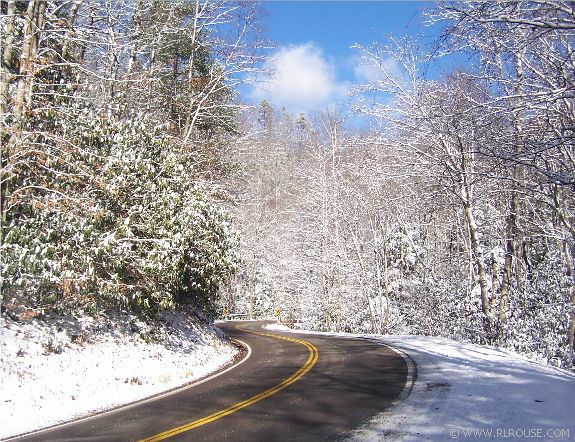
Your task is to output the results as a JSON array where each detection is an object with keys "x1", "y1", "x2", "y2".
[{"x1": 139, "y1": 327, "x2": 319, "y2": 441}]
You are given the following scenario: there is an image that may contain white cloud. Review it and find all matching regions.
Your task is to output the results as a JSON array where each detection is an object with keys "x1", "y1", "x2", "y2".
[
  {"x1": 249, "y1": 45, "x2": 404, "y2": 114},
  {"x1": 252, "y1": 43, "x2": 342, "y2": 113},
  {"x1": 354, "y1": 62, "x2": 385, "y2": 83},
  {"x1": 353, "y1": 55, "x2": 401, "y2": 83}
]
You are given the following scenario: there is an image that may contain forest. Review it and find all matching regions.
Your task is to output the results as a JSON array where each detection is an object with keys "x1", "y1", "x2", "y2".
[{"x1": 1, "y1": 1, "x2": 574, "y2": 371}]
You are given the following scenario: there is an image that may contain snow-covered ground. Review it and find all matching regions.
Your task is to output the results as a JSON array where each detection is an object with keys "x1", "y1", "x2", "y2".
[
  {"x1": 0, "y1": 311, "x2": 239, "y2": 440},
  {"x1": 265, "y1": 324, "x2": 575, "y2": 441},
  {"x1": 3, "y1": 316, "x2": 572, "y2": 442}
]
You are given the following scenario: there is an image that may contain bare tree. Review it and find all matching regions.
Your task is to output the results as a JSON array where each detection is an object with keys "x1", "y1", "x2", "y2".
[{"x1": 432, "y1": 0, "x2": 575, "y2": 361}]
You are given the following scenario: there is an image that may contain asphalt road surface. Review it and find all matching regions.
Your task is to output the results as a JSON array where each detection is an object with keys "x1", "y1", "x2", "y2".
[{"x1": 13, "y1": 321, "x2": 408, "y2": 441}]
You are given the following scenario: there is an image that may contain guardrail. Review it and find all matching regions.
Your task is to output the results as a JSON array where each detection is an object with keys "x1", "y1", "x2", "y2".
[
  {"x1": 221, "y1": 313, "x2": 301, "y2": 328},
  {"x1": 224, "y1": 313, "x2": 249, "y2": 320}
]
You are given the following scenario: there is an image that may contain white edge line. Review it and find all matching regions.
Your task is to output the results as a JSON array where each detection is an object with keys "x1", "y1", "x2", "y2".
[
  {"x1": 261, "y1": 325, "x2": 417, "y2": 439},
  {"x1": 262, "y1": 324, "x2": 417, "y2": 401},
  {"x1": 344, "y1": 338, "x2": 417, "y2": 441},
  {"x1": 4, "y1": 339, "x2": 252, "y2": 442},
  {"x1": 361, "y1": 337, "x2": 417, "y2": 402}
]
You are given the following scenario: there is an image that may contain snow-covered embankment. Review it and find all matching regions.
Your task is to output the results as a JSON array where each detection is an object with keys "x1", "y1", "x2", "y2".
[{"x1": 1, "y1": 311, "x2": 239, "y2": 440}]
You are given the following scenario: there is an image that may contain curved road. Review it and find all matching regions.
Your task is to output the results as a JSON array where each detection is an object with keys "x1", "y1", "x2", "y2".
[{"x1": 13, "y1": 321, "x2": 408, "y2": 441}]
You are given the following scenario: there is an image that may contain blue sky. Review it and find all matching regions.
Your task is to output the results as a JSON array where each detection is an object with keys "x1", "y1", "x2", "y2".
[{"x1": 249, "y1": 1, "x2": 438, "y2": 114}]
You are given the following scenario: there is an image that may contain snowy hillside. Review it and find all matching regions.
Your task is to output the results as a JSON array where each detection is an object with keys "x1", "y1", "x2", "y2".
[
  {"x1": 0, "y1": 311, "x2": 239, "y2": 440},
  {"x1": 265, "y1": 324, "x2": 575, "y2": 441}
]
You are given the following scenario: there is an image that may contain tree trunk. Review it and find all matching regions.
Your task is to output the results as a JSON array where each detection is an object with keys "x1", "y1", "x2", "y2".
[
  {"x1": 463, "y1": 194, "x2": 492, "y2": 342},
  {"x1": 490, "y1": 251, "x2": 499, "y2": 309},
  {"x1": 551, "y1": 186, "x2": 575, "y2": 367},
  {"x1": 3, "y1": 0, "x2": 46, "y2": 243},
  {"x1": 498, "y1": 166, "x2": 519, "y2": 343},
  {"x1": 61, "y1": 0, "x2": 83, "y2": 61},
  {"x1": 14, "y1": 0, "x2": 46, "y2": 121},
  {"x1": 0, "y1": 0, "x2": 16, "y2": 116},
  {"x1": 1, "y1": 0, "x2": 17, "y2": 241}
]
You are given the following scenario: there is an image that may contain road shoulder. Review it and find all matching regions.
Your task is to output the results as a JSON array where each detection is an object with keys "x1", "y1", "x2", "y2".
[{"x1": 263, "y1": 325, "x2": 575, "y2": 441}]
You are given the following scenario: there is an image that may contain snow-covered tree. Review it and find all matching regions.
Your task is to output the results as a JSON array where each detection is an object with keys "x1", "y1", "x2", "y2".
[{"x1": 1, "y1": 0, "x2": 263, "y2": 318}]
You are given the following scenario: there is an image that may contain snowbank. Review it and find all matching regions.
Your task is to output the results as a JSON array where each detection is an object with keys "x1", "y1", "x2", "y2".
[
  {"x1": 1, "y1": 311, "x2": 239, "y2": 440},
  {"x1": 264, "y1": 325, "x2": 575, "y2": 441}
]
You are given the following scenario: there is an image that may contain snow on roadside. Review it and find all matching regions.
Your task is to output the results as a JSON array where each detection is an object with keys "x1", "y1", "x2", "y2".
[
  {"x1": 1, "y1": 311, "x2": 239, "y2": 440},
  {"x1": 264, "y1": 324, "x2": 575, "y2": 441}
]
